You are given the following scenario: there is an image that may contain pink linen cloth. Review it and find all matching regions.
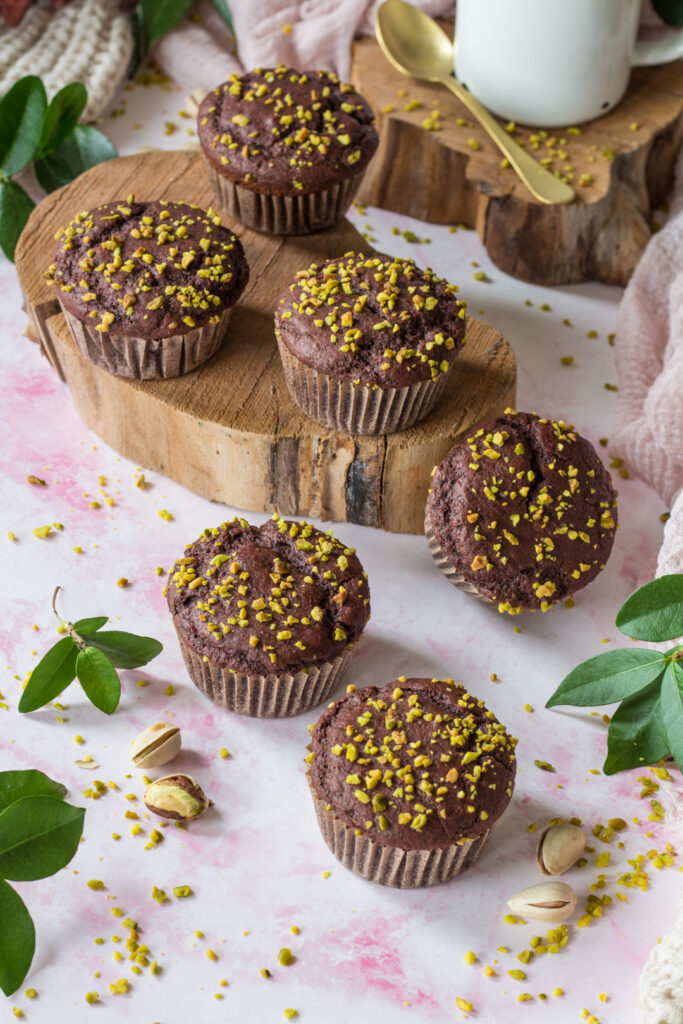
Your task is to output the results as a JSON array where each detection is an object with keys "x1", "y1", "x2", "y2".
[
  {"x1": 612, "y1": 144, "x2": 683, "y2": 578},
  {"x1": 155, "y1": 0, "x2": 451, "y2": 92}
]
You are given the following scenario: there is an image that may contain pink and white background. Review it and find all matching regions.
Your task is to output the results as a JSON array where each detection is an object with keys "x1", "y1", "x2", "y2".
[{"x1": 0, "y1": 69, "x2": 680, "y2": 1024}]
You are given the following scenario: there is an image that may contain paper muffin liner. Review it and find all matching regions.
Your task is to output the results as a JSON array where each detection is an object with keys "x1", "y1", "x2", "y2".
[
  {"x1": 277, "y1": 332, "x2": 451, "y2": 436},
  {"x1": 307, "y1": 772, "x2": 491, "y2": 888},
  {"x1": 176, "y1": 632, "x2": 353, "y2": 719},
  {"x1": 59, "y1": 302, "x2": 231, "y2": 380},
  {"x1": 203, "y1": 159, "x2": 364, "y2": 235},
  {"x1": 424, "y1": 507, "x2": 495, "y2": 605}
]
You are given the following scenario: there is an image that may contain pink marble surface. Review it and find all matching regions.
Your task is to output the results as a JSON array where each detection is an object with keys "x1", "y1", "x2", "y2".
[{"x1": 0, "y1": 74, "x2": 679, "y2": 1023}]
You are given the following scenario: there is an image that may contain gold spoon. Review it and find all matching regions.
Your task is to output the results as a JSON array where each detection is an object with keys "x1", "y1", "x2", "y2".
[{"x1": 375, "y1": 0, "x2": 576, "y2": 206}]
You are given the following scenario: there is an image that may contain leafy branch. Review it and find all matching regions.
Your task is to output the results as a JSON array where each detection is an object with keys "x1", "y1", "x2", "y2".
[
  {"x1": 0, "y1": 770, "x2": 85, "y2": 996},
  {"x1": 546, "y1": 575, "x2": 683, "y2": 775},
  {"x1": 0, "y1": 77, "x2": 116, "y2": 262},
  {"x1": 19, "y1": 586, "x2": 163, "y2": 716}
]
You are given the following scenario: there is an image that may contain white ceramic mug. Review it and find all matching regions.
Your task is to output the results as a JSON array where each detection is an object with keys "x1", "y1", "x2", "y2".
[{"x1": 454, "y1": 0, "x2": 683, "y2": 127}]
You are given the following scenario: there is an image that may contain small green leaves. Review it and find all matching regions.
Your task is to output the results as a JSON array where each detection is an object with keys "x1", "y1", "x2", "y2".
[
  {"x1": 140, "y1": 0, "x2": 193, "y2": 46},
  {"x1": 34, "y1": 124, "x2": 117, "y2": 194},
  {"x1": 39, "y1": 81, "x2": 87, "y2": 155},
  {"x1": 546, "y1": 649, "x2": 667, "y2": 708},
  {"x1": 0, "y1": 796, "x2": 85, "y2": 881},
  {"x1": 0, "y1": 179, "x2": 35, "y2": 261},
  {"x1": 0, "y1": 772, "x2": 84, "y2": 994},
  {"x1": 19, "y1": 588, "x2": 162, "y2": 715},
  {"x1": 0, "y1": 75, "x2": 117, "y2": 260},
  {"x1": 547, "y1": 573, "x2": 683, "y2": 775},
  {"x1": 603, "y1": 681, "x2": 668, "y2": 775},
  {"x1": 616, "y1": 575, "x2": 683, "y2": 641},
  {"x1": 72, "y1": 615, "x2": 108, "y2": 634},
  {"x1": 0, "y1": 75, "x2": 46, "y2": 176},
  {"x1": 79, "y1": 630, "x2": 163, "y2": 670},
  {"x1": 0, "y1": 879, "x2": 35, "y2": 997},
  {"x1": 661, "y1": 661, "x2": 683, "y2": 768},
  {"x1": 0, "y1": 770, "x2": 66, "y2": 814},
  {"x1": 76, "y1": 647, "x2": 121, "y2": 715},
  {"x1": 18, "y1": 635, "x2": 78, "y2": 713}
]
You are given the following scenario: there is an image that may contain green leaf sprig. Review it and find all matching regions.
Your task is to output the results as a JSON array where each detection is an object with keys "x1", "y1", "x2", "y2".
[
  {"x1": 0, "y1": 770, "x2": 85, "y2": 996},
  {"x1": 0, "y1": 76, "x2": 117, "y2": 262},
  {"x1": 129, "y1": 0, "x2": 233, "y2": 76},
  {"x1": 546, "y1": 574, "x2": 683, "y2": 775},
  {"x1": 19, "y1": 586, "x2": 163, "y2": 716}
]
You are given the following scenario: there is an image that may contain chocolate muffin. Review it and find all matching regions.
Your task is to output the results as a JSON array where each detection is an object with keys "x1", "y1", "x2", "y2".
[
  {"x1": 48, "y1": 198, "x2": 249, "y2": 379},
  {"x1": 197, "y1": 65, "x2": 379, "y2": 234},
  {"x1": 425, "y1": 410, "x2": 618, "y2": 613},
  {"x1": 166, "y1": 514, "x2": 370, "y2": 718},
  {"x1": 307, "y1": 676, "x2": 517, "y2": 887},
  {"x1": 275, "y1": 252, "x2": 467, "y2": 434}
]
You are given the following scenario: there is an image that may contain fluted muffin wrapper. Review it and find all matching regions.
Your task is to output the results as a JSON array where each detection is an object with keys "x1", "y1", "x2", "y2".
[
  {"x1": 277, "y1": 332, "x2": 451, "y2": 436},
  {"x1": 203, "y1": 159, "x2": 364, "y2": 236},
  {"x1": 307, "y1": 771, "x2": 491, "y2": 888},
  {"x1": 176, "y1": 632, "x2": 352, "y2": 719},
  {"x1": 424, "y1": 507, "x2": 496, "y2": 605},
  {"x1": 60, "y1": 302, "x2": 231, "y2": 380}
]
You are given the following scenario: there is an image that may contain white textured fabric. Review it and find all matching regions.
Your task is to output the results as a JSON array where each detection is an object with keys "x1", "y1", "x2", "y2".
[
  {"x1": 612, "y1": 144, "x2": 683, "y2": 580},
  {"x1": 0, "y1": 0, "x2": 133, "y2": 120},
  {"x1": 155, "y1": 0, "x2": 451, "y2": 93}
]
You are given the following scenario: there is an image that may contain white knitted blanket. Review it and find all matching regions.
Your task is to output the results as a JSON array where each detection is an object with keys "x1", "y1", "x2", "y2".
[{"x1": 0, "y1": 0, "x2": 132, "y2": 119}]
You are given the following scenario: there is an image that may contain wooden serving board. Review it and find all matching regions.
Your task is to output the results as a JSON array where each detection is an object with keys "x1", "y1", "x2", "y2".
[
  {"x1": 351, "y1": 27, "x2": 683, "y2": 286},
  {"x1": 15, "y1": 150, "x2": 516, "y2": 534}
]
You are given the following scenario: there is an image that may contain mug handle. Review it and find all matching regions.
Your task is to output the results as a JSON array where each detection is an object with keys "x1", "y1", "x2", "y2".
[{"x1": 632, "y1": 30, "x2": 683, "y2": 65}]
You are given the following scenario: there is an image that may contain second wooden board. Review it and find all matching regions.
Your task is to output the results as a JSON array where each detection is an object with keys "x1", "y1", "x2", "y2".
[{"x1": 16, "y1": 151, "x2": 517, "y2": 534}]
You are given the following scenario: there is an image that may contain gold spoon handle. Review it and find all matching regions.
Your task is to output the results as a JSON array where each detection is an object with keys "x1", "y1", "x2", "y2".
[{"x1": 439, "y1": 76, "x2": 575, "y2": 206}]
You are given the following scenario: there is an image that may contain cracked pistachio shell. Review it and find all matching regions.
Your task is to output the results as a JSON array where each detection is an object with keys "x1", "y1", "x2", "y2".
[
  {"x1": 131, "y1": 722, "x2": 181, "y2": 769},
  {"x1": 144, "y1": 774, "x2": 209, "y2": 822},
  {"x1": 508, "y1": 882, "x2": 577, "y2": 922},
  {"x1": 536, "y1": 823, "x2": 586, "y2": 876}
]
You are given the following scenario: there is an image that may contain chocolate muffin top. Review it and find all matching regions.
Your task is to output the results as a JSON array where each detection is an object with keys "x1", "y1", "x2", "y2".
[
  {"x1": 275, "y1": 252, "x2": 467, "y2": 387},
  {"x1": 197, "y1": 65, "x2": 378, "y2": 195},
  {"x1": 167, "y1": 514, "x2": 370, "y2": 675},
  {"x1": 427, "y1": 410, "x2": 618, "y2": 613},
  {"x1": 48, "y1": 199, "x2": 249, "y2": 339},
  {"x1": 308, "y1": 677, "x2": 516, "y2": 851}
]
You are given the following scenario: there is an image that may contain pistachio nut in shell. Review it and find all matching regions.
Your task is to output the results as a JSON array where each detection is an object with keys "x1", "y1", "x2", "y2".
[
  {"x1": 131, "y1": 722, "x2": 181, "y2": 769},
  {"x1": 144, "y1": 774, "x2": 210, "y2": 822},
  {"x1": 508, "y1": 882, "x2": 577, "y2": 922},
  {"x1": 536, "y1": 823, "x2": 586, "y2": 876}
]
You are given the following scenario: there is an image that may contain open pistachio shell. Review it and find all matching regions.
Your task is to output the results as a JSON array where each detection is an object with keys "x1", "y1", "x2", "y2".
[{"x1": 131, "y1": 722, "x2": 181, "y2": 769}]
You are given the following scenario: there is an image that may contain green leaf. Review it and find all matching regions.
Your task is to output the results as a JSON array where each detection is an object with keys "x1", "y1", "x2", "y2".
[
  {"x1": 652, "y1": 0, "x2": 683, "y2": 26},
  {"x1": 0, "y1": 796, "x2": 84, "y2": 880},
  {"x1": 603, "y1": 681, "x2": 669, "y2": 774},
  {"x1": 72, "y1": 616, "x2": 108, "y2": 634},
  {"x1": 127, "y1": 6, "x2": 149, "y2": 77},
  {"x1": 18, "y1": 636, "x2": 77, "y2": 713},
  {"x1": 661, "y1": 660, "x2": 683, "y2": 771},
  {"x1": 615, "y1": 574, "x2": 683, "y2": 641},
  {"x1": 34, "y1": 124, "x2": 117, "y2": 194},
  {"x1": 0, "y1": 771, "x2": 66, "y2": 814},
  {"x1": 0, "y1": 75, "x2": 47, "y2": 176},
  {"x1": 545, "y1": 648, "x2": 667, "y2": 708},
  {"x1": 0, "y1": 879, "x2": 35, "y2": 996},
  {"x1": 140, "y1": 0, "x2": 193, "y2": 47},
  {"x1": 0, "y1": 178, "x2": 35, "y2": 262},
  {"x1": 39, "y1": 82, "x2": 87, "y2": 155},
  {"x1": 79, "y1": 630, "x2": 162, "y2": 669},
  {"x1": 213, "y1": 0, "x2": 233, "y2": 31},
  {"x1": 76, "y1": 647, "x2": 121, "y2": 715}
]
